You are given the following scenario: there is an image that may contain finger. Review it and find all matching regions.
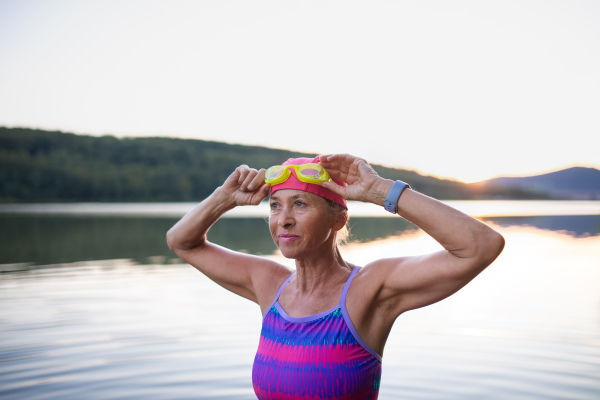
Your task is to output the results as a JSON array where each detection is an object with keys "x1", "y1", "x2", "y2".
[
  {"x1": 326, "y1": 168, "x2": 348, "y2": 183},
  {"x1": 322, "y1": 163, "x2": 351, "y2": 183},
  {"x1": 236, "y1": 165, "x2": 251, "y2": 185},
  {"x1": 321, "y1": 180, "x2": 347, "y2": 198},
  {"x1": 222, "y1": 166, "x2": 243, "y2": 190},
  {"x1": 240, "y1": 168, "x2": 259, "y2": 191},
  {"x1": 320, "y1": 154, "x2": 356, "y2": 175},
  {"x1": 255, "y1": 183, "x2": 271, "y2": 204},
  {"x1": 319, "y1": 154, "x2": 342, "y2": 169},
  {"x1": 320, "y1": 153, "x2": 354, "y2": 163},
  {"x1": 247, "y1": 168, "x2": 266, "y2": 191},
  {"x1": 245, "y1": 183, "x2": 270, "y2": 206},
  {"x1": 319, "y1": 155, "x2": 342, "y2": 174}
]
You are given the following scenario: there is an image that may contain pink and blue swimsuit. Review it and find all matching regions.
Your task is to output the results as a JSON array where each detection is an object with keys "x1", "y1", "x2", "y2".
[{"x1": 252, "y1": 266, "x2": 382, "y2": 400}]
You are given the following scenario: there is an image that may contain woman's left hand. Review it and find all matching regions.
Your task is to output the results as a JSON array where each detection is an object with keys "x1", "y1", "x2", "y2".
[{"x1": 319, "y1": 154, "x2": 393, "y2": 206}]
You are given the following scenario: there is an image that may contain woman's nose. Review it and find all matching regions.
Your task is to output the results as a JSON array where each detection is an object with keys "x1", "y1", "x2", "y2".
[{"x1": 278, "y1": 208, "x2": 295, "y2": 227}]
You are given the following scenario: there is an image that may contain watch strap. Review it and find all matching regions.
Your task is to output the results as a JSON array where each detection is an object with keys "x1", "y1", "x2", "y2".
[{"x1": 384, "y1": 180, "x2": 410, "y2": 214}]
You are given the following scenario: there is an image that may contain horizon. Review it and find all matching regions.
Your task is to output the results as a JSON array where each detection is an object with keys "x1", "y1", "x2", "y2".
[{"x1": 1, "y1": 1, "x2": 599, "y2": 183}]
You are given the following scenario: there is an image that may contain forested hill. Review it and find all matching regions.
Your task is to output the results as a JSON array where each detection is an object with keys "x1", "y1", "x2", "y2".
[{"x1": 0, "y1": 127, "x2": 547, "y2": 203}]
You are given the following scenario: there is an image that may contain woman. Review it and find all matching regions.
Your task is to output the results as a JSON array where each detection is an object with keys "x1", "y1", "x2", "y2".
[{"x1": 166, "y1": 154, "x2": 505, "y2": 400}]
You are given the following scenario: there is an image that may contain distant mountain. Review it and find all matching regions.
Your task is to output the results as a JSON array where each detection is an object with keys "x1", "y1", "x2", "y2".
[{"x1": 479, "y1": 167, "x2": 600, "y2": 200}]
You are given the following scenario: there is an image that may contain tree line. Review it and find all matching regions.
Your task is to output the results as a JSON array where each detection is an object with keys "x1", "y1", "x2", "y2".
[{"x1": 0, "y1": 127, "x2": 548, "y2": 203}]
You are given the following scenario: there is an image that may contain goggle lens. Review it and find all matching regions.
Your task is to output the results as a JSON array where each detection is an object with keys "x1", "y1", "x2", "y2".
[
  {"x1": 265, "y1": 166, "x2": 285, "y2": 180},
  {"x1": 265, "y1": 164, "x2": 329, "y2": 185},
  {"x1": 300, "y1": 167, "x2": 320, "y2": 177}
]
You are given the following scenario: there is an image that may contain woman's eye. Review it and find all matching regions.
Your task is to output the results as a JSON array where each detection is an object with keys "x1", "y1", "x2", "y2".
[
  {"x1": 295, "y1": 201, "x2": 305, "y2": 207},
  {"x1": 270, "y1": 203, "x2": 278, "y2": 210}
]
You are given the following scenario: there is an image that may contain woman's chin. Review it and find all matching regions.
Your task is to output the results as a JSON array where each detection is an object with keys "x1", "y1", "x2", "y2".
[
  {"x1": 277, "y1": 245, "x2": 307, "y2": 260},
  {"x1": 278, "y1": 248, "x2": 299, "y2": 259}
]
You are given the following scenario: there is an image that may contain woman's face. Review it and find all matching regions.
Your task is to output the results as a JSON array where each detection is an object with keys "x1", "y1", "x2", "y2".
[{"x1": 269, "y1": 190, "x2": 343, "y2": 259}]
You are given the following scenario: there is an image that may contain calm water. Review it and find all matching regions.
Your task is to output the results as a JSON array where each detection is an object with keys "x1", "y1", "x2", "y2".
[{"x1": 1, "y1": 201, "x2": 599, "y2": 399}]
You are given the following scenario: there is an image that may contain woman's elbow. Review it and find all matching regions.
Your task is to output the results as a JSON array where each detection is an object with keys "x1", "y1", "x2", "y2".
[
  {"x1": 165, "y1": 227, "x2": 186, "y2": 252},
  {"x1": 479, "y1": 228, "x2": 505, "y2": 264},
  {"x1": 166, "y1": 227, "x2": 206, "y2": 253},
  {"x1": 166, "y1": 228, "x2": 178, "y2": 252}
]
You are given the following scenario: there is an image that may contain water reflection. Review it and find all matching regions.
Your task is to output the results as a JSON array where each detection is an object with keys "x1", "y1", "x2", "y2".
[
  {"x1": 0, "y1": 215, "x2": 179, "y2": 267},
  {"x1": 0, "y1": 215, "x2": 420, "y2": 268},
  {"x1": 1, "y1": 213, "x2": 598, "y2": 269},
  {"x1": 484, "y1": 215, "x2": 600, "y2": 238},
  {"x1": 1, "y1": 222, "x2": 599, "y2": 400}
]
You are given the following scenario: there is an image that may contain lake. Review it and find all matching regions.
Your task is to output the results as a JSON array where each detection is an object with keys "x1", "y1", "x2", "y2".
[{"x1": 1, "y1": 201, "x2": 599, "y2": 399}]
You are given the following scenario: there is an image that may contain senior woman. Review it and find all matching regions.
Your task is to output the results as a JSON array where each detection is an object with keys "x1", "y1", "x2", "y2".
[{"x1": 166, "y1": 153, "x2": 504, "y2": 400}]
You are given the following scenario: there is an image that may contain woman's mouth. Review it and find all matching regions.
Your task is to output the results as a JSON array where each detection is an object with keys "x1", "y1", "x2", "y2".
[{"x1": 278, "y1": 234, "x2": 300, "y2": 243}]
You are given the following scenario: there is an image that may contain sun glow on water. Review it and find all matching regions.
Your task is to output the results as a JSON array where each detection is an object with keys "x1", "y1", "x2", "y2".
[{"x1": 1, "y1": 204, "x2": 599, "y2": 399}]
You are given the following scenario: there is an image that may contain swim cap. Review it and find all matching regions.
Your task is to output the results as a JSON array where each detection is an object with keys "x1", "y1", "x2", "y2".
[{"x1": 270, "y1": 156, "x2": 347, "y2": 208}]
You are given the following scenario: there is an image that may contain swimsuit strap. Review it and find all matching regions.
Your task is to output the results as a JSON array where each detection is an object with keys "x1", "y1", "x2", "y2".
[
  {"x1": 340, "y1": 265, "x2": 382, "y2": 362},
  {"x1": 340, "y1": 265, "x2": 360, "y2": 304},
  {"x1": 264, "y1": 266, "x2": 359, "y2": 318},
  {"x1": 275, "y1": 271, "x2": 294, "y2": 301},
  {"x1": 263, "y1": 271, "x2": 295, "y2": 317}
]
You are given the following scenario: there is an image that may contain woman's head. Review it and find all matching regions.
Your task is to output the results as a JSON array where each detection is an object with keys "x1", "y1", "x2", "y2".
[{"x1": 267, "y1": 156, "x2": 350, "y2": 258}]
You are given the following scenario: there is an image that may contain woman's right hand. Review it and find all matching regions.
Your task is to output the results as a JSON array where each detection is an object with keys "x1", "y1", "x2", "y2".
[
  {"x1": 319, "y1": 154, "x2": 392, "y2": 206},
  {"x1": 219, "y1": 165, "x2": 270, "y2": 207}
]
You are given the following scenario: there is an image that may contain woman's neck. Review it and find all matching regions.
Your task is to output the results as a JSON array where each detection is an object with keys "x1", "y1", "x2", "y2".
[{"x1": 293, "y1": 247, "x2": 352, "y2": 294}]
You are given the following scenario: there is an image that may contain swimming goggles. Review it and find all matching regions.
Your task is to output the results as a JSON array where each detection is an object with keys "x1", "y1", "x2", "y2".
[{"x1": 264, "y1": 163, "x2": 330, "y2": 186}]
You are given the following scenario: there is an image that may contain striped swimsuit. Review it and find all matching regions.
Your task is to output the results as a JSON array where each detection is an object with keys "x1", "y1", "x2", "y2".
[{"x1": 252, "y1": 266, "x2": 382, "y2": 400}]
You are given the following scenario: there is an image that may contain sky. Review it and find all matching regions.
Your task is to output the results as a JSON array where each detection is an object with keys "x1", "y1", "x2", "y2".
[{"x1": 0, "y1": 0, "x2": 599, "y2": 183}]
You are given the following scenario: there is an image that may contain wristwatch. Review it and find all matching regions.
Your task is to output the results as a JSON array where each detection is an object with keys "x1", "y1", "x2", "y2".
[{"x1": 384, "y1": 180, "x2": 410, "y2": 214}]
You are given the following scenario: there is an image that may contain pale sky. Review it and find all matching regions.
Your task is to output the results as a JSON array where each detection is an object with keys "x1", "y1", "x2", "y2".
[{"x1": 1, "y1": 0, "x2": 599, "y2": 182}]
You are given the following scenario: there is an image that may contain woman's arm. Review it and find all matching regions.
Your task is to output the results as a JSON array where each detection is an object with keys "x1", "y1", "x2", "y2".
[
  {"x1": 374, "y1": 187, "x2": 504, "y2": 314},
  {"x1": 319, "y1": 154, "x2": 505, "y2": 315},
  {"x1": 166, "y1": 165, "x2": 290, "y2": 309}
]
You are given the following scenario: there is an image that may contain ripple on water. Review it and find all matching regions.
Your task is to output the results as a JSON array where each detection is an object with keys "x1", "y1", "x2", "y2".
[{"x1": 2, "y1": 224, "x2": 600, "y2": 400}]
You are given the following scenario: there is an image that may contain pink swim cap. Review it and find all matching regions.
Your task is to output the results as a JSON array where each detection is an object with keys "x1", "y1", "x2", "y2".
[{"x1": 270, "y1": 156, "x2": 347, "y2": 208}]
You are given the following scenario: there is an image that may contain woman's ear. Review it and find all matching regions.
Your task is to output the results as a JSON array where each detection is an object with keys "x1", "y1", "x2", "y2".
[{"x1": 332, "y1": 210, "x2": 348, "y2": 232}]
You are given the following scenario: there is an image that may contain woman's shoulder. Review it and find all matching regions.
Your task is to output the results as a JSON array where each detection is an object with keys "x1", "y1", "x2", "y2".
[
  {"x1": 252, "y1": 259, "x2": 292, "y2": 286},
  {"x1": 252, "y1": 262, "x2": 293, "y2": 312},
  {"x1": 348, "y1": 257, "x2": 415, "y2": 305},
  {"x1": 355, "y1": 257, "x2": 411, "y2": 282}
]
